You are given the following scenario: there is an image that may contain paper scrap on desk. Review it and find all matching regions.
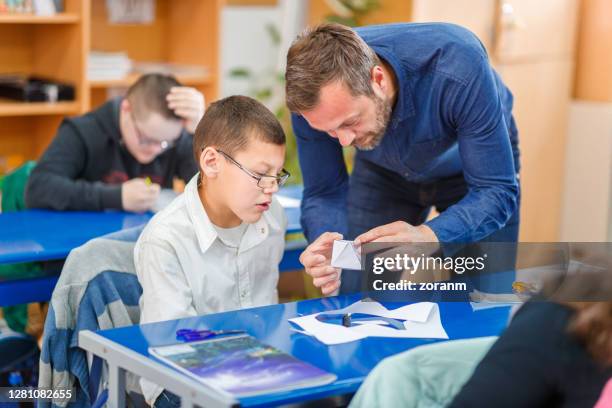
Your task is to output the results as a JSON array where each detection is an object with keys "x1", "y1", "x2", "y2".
[
  {"x1": 469, "y1": 289, "x2": 522, "y2": 303},
  {"x1": 469, "y1": 289, "x2": 522, "y2": 311},
  {"x1": 331, "y1": 240, "x2": 361, "y2": 270},
  {"x1": 289, "y1": 300, "x2": 448, "y2": 345}
]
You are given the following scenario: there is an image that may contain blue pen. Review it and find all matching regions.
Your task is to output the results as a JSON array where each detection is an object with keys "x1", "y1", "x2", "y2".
[{"x1": 176, "y1": 329, "x2": 246, "y2": 342}]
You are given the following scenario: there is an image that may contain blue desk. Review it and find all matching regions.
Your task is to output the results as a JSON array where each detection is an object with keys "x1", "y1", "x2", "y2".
[
  {"x1": 0, "y1": 186, "x2": 304, "y2": 307},
  {"x1": 79, "y1": 294, "x2": 511, "y2": 408}
]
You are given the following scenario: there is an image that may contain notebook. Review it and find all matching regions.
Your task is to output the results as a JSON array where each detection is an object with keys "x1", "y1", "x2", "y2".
[{"x1": 149, "y1": 334, "x2": 336, "y2": 398}]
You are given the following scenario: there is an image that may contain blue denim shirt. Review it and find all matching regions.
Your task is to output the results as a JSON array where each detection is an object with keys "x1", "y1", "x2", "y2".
[{"x1": 292, "y1": 23, "x2": 520, "y2": 243}]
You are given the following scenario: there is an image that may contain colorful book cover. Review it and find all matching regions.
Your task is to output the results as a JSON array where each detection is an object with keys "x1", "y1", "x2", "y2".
[{"x1": 149, "y1": 334, "x2": 336, "y2": 398}]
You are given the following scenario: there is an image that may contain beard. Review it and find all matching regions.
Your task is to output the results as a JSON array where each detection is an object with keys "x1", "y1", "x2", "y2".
[{"x1": 354, "y1": 94, "x2": 393, "y2": 151}]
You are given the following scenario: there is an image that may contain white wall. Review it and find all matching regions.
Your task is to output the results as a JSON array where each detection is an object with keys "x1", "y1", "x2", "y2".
[{"x1": 220, "y1": 1, "x2": 307, "y2": 99}]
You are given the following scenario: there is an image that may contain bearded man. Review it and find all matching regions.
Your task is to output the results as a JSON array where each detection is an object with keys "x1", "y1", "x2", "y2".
[{"x1": 286, "y1": 23, "x2": 520, "y2": 294}]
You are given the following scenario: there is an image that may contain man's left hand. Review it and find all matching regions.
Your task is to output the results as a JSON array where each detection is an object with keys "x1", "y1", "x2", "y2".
[{"x1": 167, "y1": 87, "x2": 206, "y2": 134}]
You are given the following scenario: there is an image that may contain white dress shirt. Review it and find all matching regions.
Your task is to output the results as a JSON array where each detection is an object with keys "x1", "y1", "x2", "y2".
[{"x1": 135, "y1": 174, "x2": 287, "y2": 404}]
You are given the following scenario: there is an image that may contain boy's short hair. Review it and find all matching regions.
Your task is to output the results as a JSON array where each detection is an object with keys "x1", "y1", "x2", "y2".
[
  {"x1": 285, "y1": 22, "x2": 380, "y2": 112},
  {"x1": 193, "y1": 95, "x2": 286, "y2": 165},
  {"x1": 126, "y1": 73, "x2": 182, "y2": 121}
]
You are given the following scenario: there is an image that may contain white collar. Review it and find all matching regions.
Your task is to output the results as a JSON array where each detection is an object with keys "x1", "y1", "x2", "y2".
[{"x1": 184, "y1": 175, "x2": 278, "y2": 254}]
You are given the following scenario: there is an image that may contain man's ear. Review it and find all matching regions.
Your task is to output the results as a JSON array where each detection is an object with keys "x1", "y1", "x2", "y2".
[
  {"x1": 200, "y1": 147, "x2": 220, "y2": 179},
  {"x1": 370, "y1": 65, "x2": 386, "y2": 97}
]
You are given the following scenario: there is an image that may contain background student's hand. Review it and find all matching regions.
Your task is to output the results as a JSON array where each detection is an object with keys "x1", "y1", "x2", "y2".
[
  {"x1": 121, "y1": 178, "x2": 161, "y2": 213},
  {"x1": 166, "y1": 86, "x2": 206, "y2": 134},
  {"x1": 299, "y1": 232, "x2": 343, "y2": 295}
]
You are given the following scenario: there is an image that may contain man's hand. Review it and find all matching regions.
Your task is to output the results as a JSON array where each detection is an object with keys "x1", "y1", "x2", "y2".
[
  {"x1": 166, "y1": 87, "x2": 206, "y2": 134},
  {"x1": 299, "y1": 232, "x2": 343, "y2": 295},
  {"x1": 121, "y1": 178, "x2": 161, "y2": 213},
  {"x1": 354, "y1": 221, "x2": 439, "y2": 246}
]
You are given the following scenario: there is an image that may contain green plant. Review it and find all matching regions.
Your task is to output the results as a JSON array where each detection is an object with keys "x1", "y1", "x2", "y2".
[
  {"x1": 324, "y1": 0, "x2": 380, "y2": 27},
  {"x1": 228, "y1": 24, "x2": 302, "y2": 185}
]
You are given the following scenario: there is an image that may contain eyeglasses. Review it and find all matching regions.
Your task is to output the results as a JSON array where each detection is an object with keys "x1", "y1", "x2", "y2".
[
  {"x1": 217, "y1": 150, "x2": 290, "y2": 189},
  {"x1": 130, "y1": 112, "x2": 176, "y2": 150}
]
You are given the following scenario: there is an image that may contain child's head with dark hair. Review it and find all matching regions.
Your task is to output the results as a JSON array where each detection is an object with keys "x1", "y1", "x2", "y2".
[
  {"x1": 193, "y1": 95, "x2": 285, "y2": 163},
  {"x1": 126, "y1": 73, "x2": 182, "y2": 121},
  {"x1": 119, "y1": 73, "x2": 185, "y2": 164},
  {"x1": 193, "y1": 95, "x2": 288, "y2": 225}
]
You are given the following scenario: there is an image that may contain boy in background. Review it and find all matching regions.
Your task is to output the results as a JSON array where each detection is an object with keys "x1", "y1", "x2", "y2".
[
  {"x1": 135, "y1": 95, "x2": 289, "y2": 406},
  {"x1": 26, "y1": 73, "x2": 204, "y2": 212}
]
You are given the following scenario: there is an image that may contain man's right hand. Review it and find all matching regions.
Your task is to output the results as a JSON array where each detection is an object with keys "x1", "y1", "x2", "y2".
[
  {"x1": 299, "y1": 232, "x2": 343, "y2": 295},
  {"x1": 121, "y1": 178, "x2": 161, "y2": 213}
]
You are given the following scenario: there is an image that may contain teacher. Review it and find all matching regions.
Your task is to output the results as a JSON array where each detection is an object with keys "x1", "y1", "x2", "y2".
[{"x1": 286, "y1": 23, "x2": 520, "y2": 294}]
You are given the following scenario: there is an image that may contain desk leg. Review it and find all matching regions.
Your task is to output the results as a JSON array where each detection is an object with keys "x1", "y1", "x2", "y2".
[{"x1": 108, "y1": 363, "x2": 126, "y2": 408}]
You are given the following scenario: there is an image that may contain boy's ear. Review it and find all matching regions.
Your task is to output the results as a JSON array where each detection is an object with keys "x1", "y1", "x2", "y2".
[
  {"x1": 120, "y1": 98, "x2": 131, "y2": 113},
  {"x1": 200, "y1": 147, "x2": 220, "y2": 179}
]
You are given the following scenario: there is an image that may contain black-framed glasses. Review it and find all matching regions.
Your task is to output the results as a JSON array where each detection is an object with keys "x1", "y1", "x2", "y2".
[
  {"x1": 217, "y1": 150, "x2": 290, "y2": 189},
  {"x1": 130, "y1": 112, "x2": 176, "y2": 150}
]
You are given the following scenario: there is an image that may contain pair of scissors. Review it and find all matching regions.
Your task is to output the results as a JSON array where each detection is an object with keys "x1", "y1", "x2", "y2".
[
  {"x1": 315, "y1": 313, "x2": 406, "y2": 330},
  {"x1": 176, "y1": 329, "x2": 246, "y2": 342}
]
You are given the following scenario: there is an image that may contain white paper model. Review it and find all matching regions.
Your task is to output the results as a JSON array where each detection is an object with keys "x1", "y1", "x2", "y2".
[{"x1": 331, "y1": 240, "x2": 362, "y2": 270}]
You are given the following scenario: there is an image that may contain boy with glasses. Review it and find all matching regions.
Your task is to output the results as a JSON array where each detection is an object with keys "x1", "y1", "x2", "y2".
[
  {"x1": 134, "y1": 95, "x2": 289, "y2": 406},
  {"x1": 25, "y1": 73, "x2": 204, "y2": 212}
]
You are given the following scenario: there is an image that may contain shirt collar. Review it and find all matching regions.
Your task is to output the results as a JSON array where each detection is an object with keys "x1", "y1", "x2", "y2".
[
  {"x1": 185, "y1": 174, "x2": 218, "y2": 254},
  {"x1": 184, "y1": 174, "x2": 280, "y2": 254},
  {"x1": 370, "y1": 45, "x2": 416, "y2": 124}
]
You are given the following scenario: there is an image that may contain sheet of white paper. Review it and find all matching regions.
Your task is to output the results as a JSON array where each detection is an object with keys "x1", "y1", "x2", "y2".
[
  {"x1": 276, "y1": 195, "x2": 301, "y2": 208},
  {"x1": 289, "y1": 313, "x2": 367, "y2": 345},
  {"x1": 289, "y1": 300, "x2": 448, "y2": 345},
  {"x1": 331, "y1": 240, "x2": 361, "y2": 270}
]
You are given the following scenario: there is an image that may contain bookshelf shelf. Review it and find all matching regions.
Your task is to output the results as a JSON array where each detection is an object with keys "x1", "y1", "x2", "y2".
[
  {"x1": 89, "y1": 72, "x2": 214, "y2": 89},
  {"x1": 0, "y1": 99, "x2": 80, "y2": 116},
  {"x1": 0, "y1": 12, "x2": 80, "y2": 24}
]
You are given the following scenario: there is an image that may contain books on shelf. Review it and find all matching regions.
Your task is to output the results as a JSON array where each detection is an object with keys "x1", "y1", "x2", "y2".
[
  {"x1": 0, "y1": 0, "x2": 33, "y2": 13},
  {"x1": 133, "y1": 62, "x2": 209, "y2": 78},
  {"x1": 88, "y1": 52, "x2": 210, "y2": 84},
  {"x1": 87, "y1": 51, "x2": 133, "y2": 81},
  {"x1": 0, "y1": 0, "x2": 64, "y2": 15}
]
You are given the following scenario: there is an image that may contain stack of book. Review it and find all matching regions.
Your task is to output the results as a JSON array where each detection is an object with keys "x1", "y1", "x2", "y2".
[
  {"x1": 88, "y1": 51, "x2": 132, "y2": 81},
  {"x1": 133, "y1": 62, "x2": 209, "y2": 79}
]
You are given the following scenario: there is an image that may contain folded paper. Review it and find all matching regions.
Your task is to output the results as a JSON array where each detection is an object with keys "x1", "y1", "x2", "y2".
[{"x1": 331, "y1": 240, "x2": 361, "y2": 270}]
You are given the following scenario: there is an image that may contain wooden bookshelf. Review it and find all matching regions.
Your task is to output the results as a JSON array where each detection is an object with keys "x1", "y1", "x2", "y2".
[
  {"x1": 89, "y1": 0, "x2": 220, "y2": 108},
  {"x1": 0, "y1": 12, "x2": 80, "y2": 23},
  {"x1": 0, "y1": 0, "x2": 220, "y2": 164}
]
